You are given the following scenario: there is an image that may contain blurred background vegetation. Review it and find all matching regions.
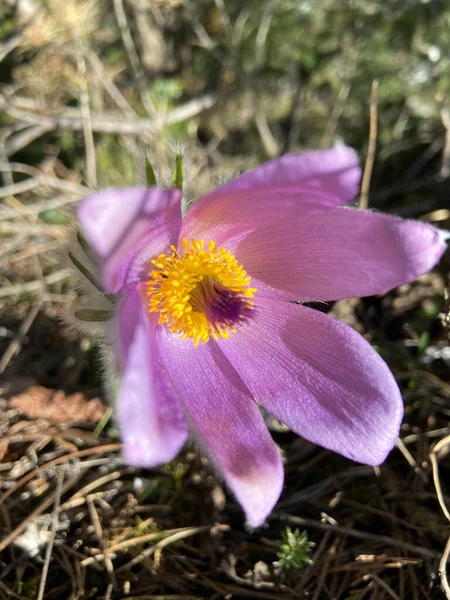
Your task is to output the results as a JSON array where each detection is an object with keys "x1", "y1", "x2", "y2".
[{"x1": 1, "y1": 0, "x2": 450, "y2": 206}]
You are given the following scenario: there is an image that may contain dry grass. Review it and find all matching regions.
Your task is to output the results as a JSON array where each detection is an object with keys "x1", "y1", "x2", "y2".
[{"x1": 1, "y1": 317, "x2": 450, "y2": 600}]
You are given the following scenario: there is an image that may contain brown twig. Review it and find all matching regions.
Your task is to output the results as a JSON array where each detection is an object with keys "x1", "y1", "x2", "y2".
[
  {"x1": 0, "y1": 268, "x2": 70, "y2": 298},
  {"x1": 80, "y1": 527, "x2": 189, "y2": 567},
  {"x1": 86, "y1": 496, "x2": 117, "y2": 590},
  {"x1": 0, "y1": 303, "x2": 41, "y2": 375},
  {"x1": 82, "y1": 45, "x2": 138, "y2": 118},
  {"x1": 60, "y1": 469, "x2": 131, "y2": 507},
  {"x1": 370, "y1": 573, "x2": 401, "y2": 600},
  {"x1": 439, "y1": 536, "x2": 450, "y2": 600},
  {"x1": 116, "y1": 525, "x2": 221, "y2": 572},
  {"x1": 0, "y1": 193, "x2": 81, "y2": 221},
  {"x1": 255, "y1": 109, "x2": 279, "y2": 157},
  {"x1": 75, "y1": 50, "x2": 97, "y2": 187},
  {"x1": 113, "y1": 0, "x2": 155, "y2": 116},
  {"x1": 440, "y1": 106, "x2": 450, "y2": 178},
  {"x1": 430, "y1": 434, "x2": 450, "y2": 598},
  {"x1": 396, "y1": 437, "x2": 426, "y2": 482},
  {"x1": 4, "y1": 124, "x2": 54, "y2": 157},
  {"x1": 36, "y1": 472, "x2": 64, "y2": 600},
  {"x1": 2, "y1": 93, "x2": 217, "y2": 137},
  {"x1": 0, "y1": 443, "x2": 122, "y2": 506},
  {"x1": 0, "y1": 579, "x2": 30, "y2": 600},
  {"x1": 0, "y1": 470, "x2": 83, "y2": 554},
  {"x1": 359, "y1": 79, "x2": 379, "y2": 210}
]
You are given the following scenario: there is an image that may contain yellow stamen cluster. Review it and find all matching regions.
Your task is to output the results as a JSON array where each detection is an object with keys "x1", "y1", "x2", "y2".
[{"x1": 146, "y1": 238, "x2": 257, "y2": 346}]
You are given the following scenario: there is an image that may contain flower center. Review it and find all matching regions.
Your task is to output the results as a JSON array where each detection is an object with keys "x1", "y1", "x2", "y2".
[{"x1": 146, "y1": 238, "x2": 257, "y2": 346}]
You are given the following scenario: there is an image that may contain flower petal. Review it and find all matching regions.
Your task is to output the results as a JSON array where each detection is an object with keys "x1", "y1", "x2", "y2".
[
  {"x1": 181, "y1": 188, "x2": 337, "y2": 248},
  {"x1": 116, "y1": 285, "x2": 188, "y2": 467},
  {"x1": 78, "y1": 188, "x2": 182, "y2": 293},
  {"x1": 218, "y1": 297, "x2": 404, "y2": 466},
  {"x1": 181, "y1": 147, "x2": 361, "y2": 245},
  {"x1": 156, "y1": 329, "x2": 283, "y2": 526},
  {"x1": 230, "y1": 208, "x2": 446, "y2": 301}
]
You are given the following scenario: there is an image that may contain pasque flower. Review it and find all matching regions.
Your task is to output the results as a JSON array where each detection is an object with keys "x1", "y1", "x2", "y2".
[{"x1": 77, "y1": 147, "x2": 446, "y2": 526}]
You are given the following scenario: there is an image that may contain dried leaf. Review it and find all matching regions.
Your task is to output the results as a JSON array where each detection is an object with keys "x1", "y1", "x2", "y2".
[
  {"x1": 9, "y1": 386, "x2": 107, "y2": 425},
  {"x1": 0, "y1": 439, "x2": 9, "y2": 462}
]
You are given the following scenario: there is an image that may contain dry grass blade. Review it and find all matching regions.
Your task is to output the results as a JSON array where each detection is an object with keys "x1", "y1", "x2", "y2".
[
  {"x1": 275, "y1": 514, "x2": 437, "y2": 559},
  {"x1": 430, "y1": 435, "x2": 450, "y2": 522},
  {"x1": 0, "y1": 444, "x2": 121, "y2": 506},
  {"x1": 440, "y1": 106, "x2": 450, "y2": 177},
  {"x1": 87, "y1": 496, "x2": 117, "y2": 591},
  {"x1": 116, "y1": 525, "x2": 223, "y2": 572},
  {"x1": 0, "y1": 469, "x2": 82, "y2": 554},
  {"x1": 0, "y1": 304, "x2": 41, "y2": 374},
  {"x1": 0, "y1": 579, "x2": 30, "y2": 600},
  {"x1": 440, "y1": 537, "x2": 450, "y2": 600},
  {"x1": 0, "y1": 269, "x2": 70, "y2": 298},
  {"x1": 113, "y1": 0, "x2": 154, "y2": 116},
  {"x1": 36, "y1": 472, "x2": 64, "y2": 600},
  {"x1": 430, "y1": 434, "x2": 450, "y2": 598},
  {"x1": 75, "y1": 50, "x2": 97, "y2": 186},
  {"x1": 370, "y1": 573, "x2": 401, "y2": 600},
  {"x1": 2, "y1": 93, "x2": 217, "y2": 136},
  {"x1": 360, "y1": 79, "x2": 379, "y2": 210},
  {"x1": 396, "y1": 437, "x2": 426, "y2": 481}
]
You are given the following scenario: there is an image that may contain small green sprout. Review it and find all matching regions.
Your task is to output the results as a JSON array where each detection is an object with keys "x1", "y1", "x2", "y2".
[
  {"x1": 145, "y1": 155, "x2": 157, "y2": 186},
  {"x1": 163, "y1": 459, "x2": 189, "y2": 491},
  {"x1": 172, "y1": 150, "x2": 184, "y2": 190},
  {"x1": 273, "y1": 527, "x2": 315, "y2": 575},
  {"x1": 133, "y1": 515, "x2": 153, "y2": 537}
]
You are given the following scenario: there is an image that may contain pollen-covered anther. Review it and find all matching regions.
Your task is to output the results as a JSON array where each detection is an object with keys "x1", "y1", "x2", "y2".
[{"x1": 146, "y1": 238, "x2": 257, "y2": 345}]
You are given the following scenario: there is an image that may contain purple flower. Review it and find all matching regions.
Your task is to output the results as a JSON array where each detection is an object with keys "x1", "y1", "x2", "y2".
[{"x1": 77, "y1": 147, "x2": 446, "y2": 526}]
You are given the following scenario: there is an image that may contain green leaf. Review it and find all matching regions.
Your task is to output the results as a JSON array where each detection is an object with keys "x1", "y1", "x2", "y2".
[
  {"x1": 76, "y1": 230, "x2": 91, "y2": 255},
  {"x1": 75, "y1": 309, "x2": 111, "y2": 322},
  {"x1": 145, "y1": 156, "x2": 157, "y2": 186},
  {"x1": 93, "y1": 406, "x2": 113, "y2": 436},
  {"x1": 39, "y1": 209, "x2": 70, "y2": 225},
  {"x1": 418, "y1": 330, "x2": 430, "y2": 355},
  {"x1": 172, "y1": 151, "x2": 184, "y2": 190}
]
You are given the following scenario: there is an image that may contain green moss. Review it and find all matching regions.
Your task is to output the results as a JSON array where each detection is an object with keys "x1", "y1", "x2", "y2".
[{"x1": 96, "y1": 135, "x2": 135, "y2": 186}]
